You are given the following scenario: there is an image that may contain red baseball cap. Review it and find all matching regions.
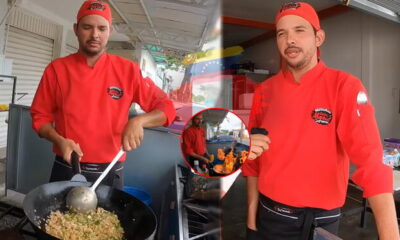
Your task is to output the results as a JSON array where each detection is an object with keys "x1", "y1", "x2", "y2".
[
  {"x1": 77, "y1": 0, "x2": 112, "y2": 25},
  {"x1": 275, "y1": 2, "x2": 322, "y2": 59},
  {"x1": 275, "y1": 2, "x2": 320, "y2": 30}
]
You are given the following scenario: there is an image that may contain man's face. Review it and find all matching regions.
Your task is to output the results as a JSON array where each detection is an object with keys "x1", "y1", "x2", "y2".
[
  {"x1": 192, "y1": 115, "x2": 203, "y2": 127},
  {"x1": 74, "y1": 15, "x2": 112, "y2": 56},
  {"x1": 276, "y1": 15, "x2": 324, "y2": 70}
]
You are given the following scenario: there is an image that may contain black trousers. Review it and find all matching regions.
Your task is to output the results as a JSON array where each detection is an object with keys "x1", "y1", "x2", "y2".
[
  {"x1": 247, "y1": 194, "x2": 341, "y2": 240},
  {"x1": 49, "y1": 156, "x2": 125, "y2": 190}
]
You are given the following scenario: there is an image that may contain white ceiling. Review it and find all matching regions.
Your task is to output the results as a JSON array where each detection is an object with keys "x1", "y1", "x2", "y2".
[
  {"x1": 111, "y1": 0, "x2": 219, "y2": 52},
  {"x1": 22, "y1": 0, "x2": 220, "y2": 54},
  {"x1": 20, "y1": 0, "x2": 371, "y2": 60},
  {"x1": 14, "y1": 0, "x2": 400, "y2": 53}
]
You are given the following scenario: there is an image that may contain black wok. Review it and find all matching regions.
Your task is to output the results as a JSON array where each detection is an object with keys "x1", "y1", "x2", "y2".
[{"x1": 23, "y1": 168, "x2": 157, "y2": 239}]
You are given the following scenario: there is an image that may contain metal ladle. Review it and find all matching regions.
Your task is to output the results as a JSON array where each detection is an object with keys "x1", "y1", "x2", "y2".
[{"x1": 66, "y1": 149, "x2": 125, "y2": 213}]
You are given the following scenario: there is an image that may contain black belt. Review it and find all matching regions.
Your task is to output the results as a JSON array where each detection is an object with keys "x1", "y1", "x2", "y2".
[
  {"x1": 55, "y1": 155, "x2": 124, "y2": 172},
  {"x1": 259, "y1": 194, "x2": 341, "y2": 240}
]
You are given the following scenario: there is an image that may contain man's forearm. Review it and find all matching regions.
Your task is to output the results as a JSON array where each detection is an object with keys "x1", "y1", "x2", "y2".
[
  {"x1": 247, "y1": 176, "x2": 259, "y2": 230},
  {"x1": 368, "y1": 193, "x2": 399, "y2": 240},
  {"x1": 132, "y1": 109, "x2": 167, "y2": 128},
  {"x1": 190, "y1": 153, "x2": 208, "y2": 163},
  {"x1": 38, "y1": 122, "x2": 64, "y2": 146}
]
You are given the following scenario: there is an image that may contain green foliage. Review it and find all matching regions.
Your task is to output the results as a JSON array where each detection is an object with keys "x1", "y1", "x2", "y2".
[
  {"x1": 165, "y1": 56, "x2": 184, "y2": 70},
  {"x1": 192, "y1": 95, "x2": 205, "y2": 103}
]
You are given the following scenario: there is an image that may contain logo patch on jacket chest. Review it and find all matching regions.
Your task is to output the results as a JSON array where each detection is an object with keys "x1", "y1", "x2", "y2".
[
  {"x1": 107, "y1": 86, "x2": 123, "y2": 100},
  {"x1": 311, "y1": 108, "x2": 332, "y2": 125}
]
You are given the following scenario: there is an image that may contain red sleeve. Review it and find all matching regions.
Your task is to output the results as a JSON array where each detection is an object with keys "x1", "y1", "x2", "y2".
[
  {"x1": 132, "y1": 62, "x2": 176, "y2": 126},
  {"x1": 242, "y1": 86, "x2": 264, "y2": 177},
  {"x1": 336, "y1": 74, "x2": 393, "y2": 197},
  {"x1": 182, "y1": 128, "x2": 194, "y2": 155},
  {"x1": 30, "y1": 64, "x2": 59, "y2": 133}
]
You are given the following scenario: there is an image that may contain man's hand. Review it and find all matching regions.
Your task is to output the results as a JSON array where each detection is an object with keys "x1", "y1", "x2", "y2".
[
  {"x1": 38, "y1": 123, "x2": 83, "y2": 164},
  {"x1": 189, "y1": 153, "x2": 210, "y2": 164},
  {"x1": 57, "y1": 138, "x2": 83, "y2": 164},
  {"x1": 201, "y1": 156, "x2": 210, "y2": 164},
  {"x1": 248, "y1": 134, "x2": 271, "y2": 160},
  {"x1": 122, "y1": 110, "x2": 167, "y2": 152},
  {"x1": 122, "y1": 118, "x2": 144, "y2": 151}
]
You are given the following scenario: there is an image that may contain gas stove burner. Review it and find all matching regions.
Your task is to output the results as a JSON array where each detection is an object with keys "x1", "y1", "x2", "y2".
[
  {"x1": 0, "y1": 202, "x2": 37, "y2": 239},
  {"x1": 0, "y1": 228, "x2": 25, "y2": 240},
  {"x1": 184, "y1": 205, "x2": 221, "y2": 240},
  {"x1": 177, "y1": 164, "x2": 222, "y2": 240}
]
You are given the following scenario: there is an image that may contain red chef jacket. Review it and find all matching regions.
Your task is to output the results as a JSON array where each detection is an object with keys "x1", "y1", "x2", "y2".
[
  {"x1": 31, "y1": 52, "x2": 175, "y2": 163},
  {"x1": 242, "y1": 61, "x2": 393, "y2": 210},
  {"x1": 182, "y1": 125, "x2": 207, "y2": 156}
]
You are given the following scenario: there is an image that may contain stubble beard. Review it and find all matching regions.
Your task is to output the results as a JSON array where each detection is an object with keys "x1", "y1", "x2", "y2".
[
  {"x1": 287, "y1": 58, "x2": 307, "y2": 70},
  {"x1": 82, "y1": 45, "x2": 104, "y2": 57},
  {"x1": 286, "y1": 51, "x2": 312, "y2": 70}
]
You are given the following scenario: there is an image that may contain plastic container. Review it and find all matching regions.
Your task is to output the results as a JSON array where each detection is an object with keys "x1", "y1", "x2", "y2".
[
  {"x1": 123, "y1": 186, "x2": 152, "y2": 206},
  {"x1": 209, "y1": 154, "x2": 215, "y2": 163},
  {"x1": 384, "y1": 138, "x2": 400, "y2": 149},
  {"x1": 202, "y1": 164, "x2": 209, "y2": 176},
  {"x1": 383, "y1": 149, "x2": 400, "y2": 168},
  {"x1": 194, "y1": 160, "x2": 203, "y2": 174}
]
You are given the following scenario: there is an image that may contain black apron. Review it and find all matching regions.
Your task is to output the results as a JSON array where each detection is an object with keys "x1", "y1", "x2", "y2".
[
  {"x1": 49, "y1": 156, "x2": 125, "y2": 190},
  {"x1": 248, "y1": 194, "x2": 341, "y2": 240}
]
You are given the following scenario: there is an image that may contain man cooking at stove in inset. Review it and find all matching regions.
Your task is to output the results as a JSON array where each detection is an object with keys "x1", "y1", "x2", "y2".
[
  {"x1": 30, "y1": 0, "x2": 175, "y2": 190},
  {"x1": 243, "y1": 2, "x2": 399, "y2": 240},
  {"x1": 182, "y1": 112, "x2": 211, "y2": 169}
]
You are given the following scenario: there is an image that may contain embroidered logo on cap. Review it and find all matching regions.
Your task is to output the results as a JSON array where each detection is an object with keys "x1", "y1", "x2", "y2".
[
  {"x1": 280, "y1": 2, "x2": 301, "y2": 12},
  {"x1": 88, "y1": 1, "x2": 106, "y2": 11},
  {"x1": 311, "y1": 108, "x2": 332, "y2": 125},
  {"x1": 107, "y1": 86, "x2": 123, "y2": 100}
]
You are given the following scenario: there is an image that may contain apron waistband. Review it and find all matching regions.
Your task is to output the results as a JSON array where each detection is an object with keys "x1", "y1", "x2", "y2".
[
  {"x1": 55, "y1": 155, "x2": 124, "y2": 173},
  {"x1": 259, "y1": 194, "x2": 341, "y2": 240}
]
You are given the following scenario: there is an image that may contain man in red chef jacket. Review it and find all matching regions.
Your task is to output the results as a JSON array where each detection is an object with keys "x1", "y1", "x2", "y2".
[
  {"x1": 30, "y1": 0, "x2": 175, "y2": 189},
  {"x1": 243, "y1": 2, "x2": 399, "y2": 240},
  {"x1": 182, "y1": 113, "x2": 210, "y2": 168}
]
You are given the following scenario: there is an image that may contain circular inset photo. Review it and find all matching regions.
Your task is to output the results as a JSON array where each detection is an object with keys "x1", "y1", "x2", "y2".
[{"x1": 180, "y1": 108, "x2": 250, "y2": 178}]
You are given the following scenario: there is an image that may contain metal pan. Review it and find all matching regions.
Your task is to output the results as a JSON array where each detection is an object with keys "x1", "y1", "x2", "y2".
[{"x1": 23, "y1": 157, "x2": 157, "y2": 239}]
